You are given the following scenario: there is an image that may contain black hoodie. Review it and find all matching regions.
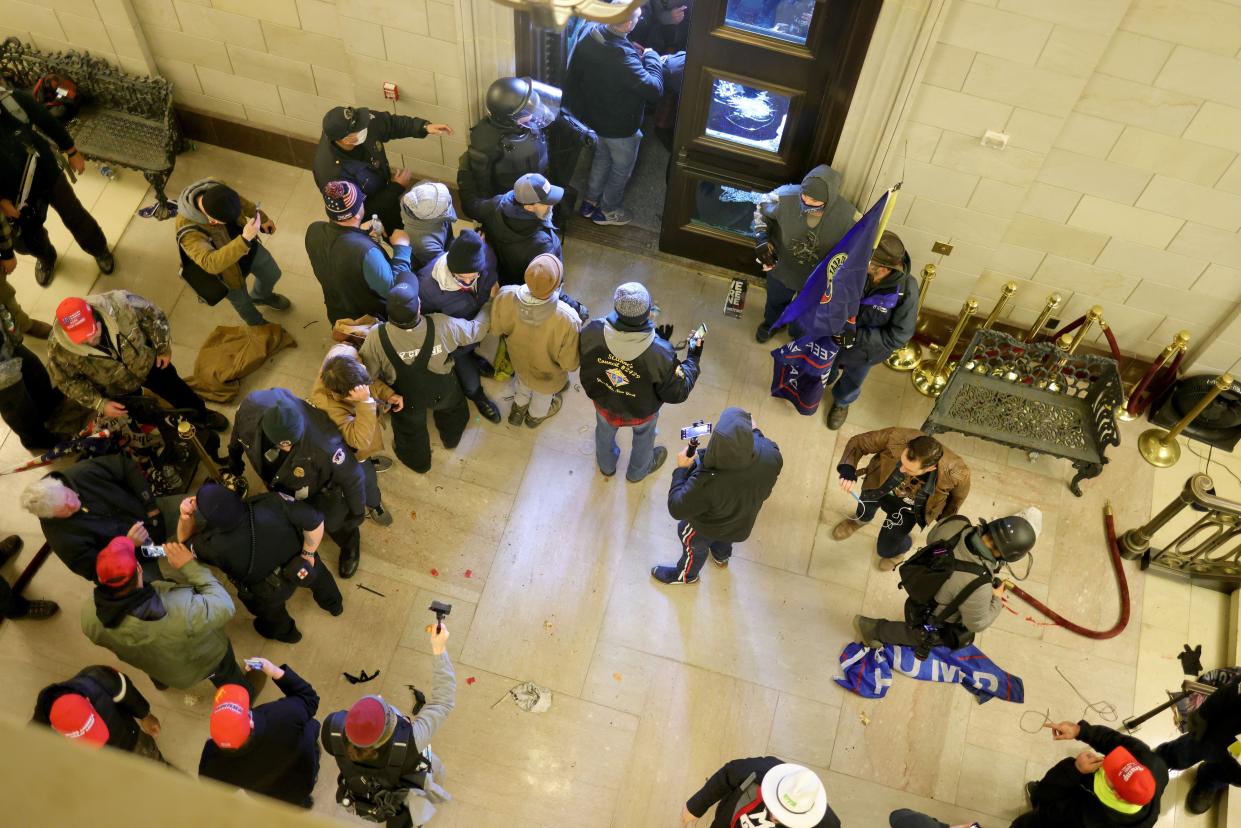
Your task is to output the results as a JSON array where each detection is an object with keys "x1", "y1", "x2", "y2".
[
  {"x1": 31, "y1": 665, "x2": 151, "y2": 752},
  {"x1": 667, "y1": 407, "x2": 783, "y2": 541},
  {"x1": 92, "y1": 584, "x2": 165, "y2": 629}
]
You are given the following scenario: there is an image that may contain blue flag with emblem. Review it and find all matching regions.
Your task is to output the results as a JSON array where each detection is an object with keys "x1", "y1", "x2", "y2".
[{"x1": 769, "y1": 188, "x2": 894, "y2": 415}]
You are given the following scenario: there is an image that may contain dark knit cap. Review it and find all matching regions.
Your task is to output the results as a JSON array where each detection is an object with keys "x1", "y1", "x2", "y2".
[
  {"x1": 196, "y1": 482, "x2": 246, "y2": 531},
  {"x1": 446, "y1": 229, "x2": 487, "y2": 274},
  {"x1": 872, "y1": 231, "x2": 907, "y2": 269},
  {"x1": 260, "y1": 397, "x2": 306, "y2": 445},
  {"x1": 323, "y1": 180, "x2": 365, "y2": 222},
  {"x1": 201, "y1": 185, "x2": 242, "y2": 224},
  {"x1": 387, "y1": 282, "x2": 422, "y2": 328}
]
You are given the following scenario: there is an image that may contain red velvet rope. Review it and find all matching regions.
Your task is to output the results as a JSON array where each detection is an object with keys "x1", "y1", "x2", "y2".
[{"x1": 1007, "y1": 506, "x2": 1130, "y2": 639}]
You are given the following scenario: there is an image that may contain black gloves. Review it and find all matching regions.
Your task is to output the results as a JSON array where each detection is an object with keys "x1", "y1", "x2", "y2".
[
  {"x1": 687, "y1": 336, "x2": 704, "y2": 360},
  {"x1": 655, "y1": 323, "x2": 674, "y2": 342},
  {"x1": 837, "y1": 464, "x2": 857, "y2": 481},
  {"x1": 832, "y1": 330, "x2": 856, "y2": 349}
]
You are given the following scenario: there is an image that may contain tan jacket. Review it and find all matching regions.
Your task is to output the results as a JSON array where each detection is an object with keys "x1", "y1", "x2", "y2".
[
  {"x1": 838, "y1": 426, "x2": 971, "y2": 526},
  {"x1": 490, "y1": 286, "x2": 581, "y2": 394},
  {"x1": 308, "y1": 343, "x2": 395, "y2": 460},
  {"x1": 174, "y1": 180, "x2": 263, "y2": 290}
]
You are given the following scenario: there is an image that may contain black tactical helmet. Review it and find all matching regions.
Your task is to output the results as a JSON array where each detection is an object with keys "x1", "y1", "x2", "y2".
[
  {"x1": 979, "y1": 514, "x2": 1037, "y2": 561},
  {"x1": 485, "y1": 77, "x2": 561, "y2": 129}
]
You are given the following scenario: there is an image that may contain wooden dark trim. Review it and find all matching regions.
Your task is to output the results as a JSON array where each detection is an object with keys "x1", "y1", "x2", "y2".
[
  {"x1": 814, "y1": 0, "x2": 882, "y2": 165},
  {"x1": 175, "y1": 106, "x2": 318, "y2": 170}
]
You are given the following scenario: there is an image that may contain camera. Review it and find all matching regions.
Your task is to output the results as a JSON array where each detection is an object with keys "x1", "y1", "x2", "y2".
[{"x1": 680, "y1": 420, "x2": 712, "y2": 457}]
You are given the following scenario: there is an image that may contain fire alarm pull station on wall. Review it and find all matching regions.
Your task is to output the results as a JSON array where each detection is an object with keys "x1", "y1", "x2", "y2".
[{"x1": 383, "y1": 82, "x2": 399, "y2": 101}]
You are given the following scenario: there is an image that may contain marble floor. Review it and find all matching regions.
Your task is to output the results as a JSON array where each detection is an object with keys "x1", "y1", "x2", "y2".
[{"x1": 1, "y1": 144, "x2": 1239, "y2": 827}]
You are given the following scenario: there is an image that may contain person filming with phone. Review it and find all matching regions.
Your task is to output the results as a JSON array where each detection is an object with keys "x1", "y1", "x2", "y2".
[{"x1": 651, "y1": 406, "x2": 782, "y2": 585}]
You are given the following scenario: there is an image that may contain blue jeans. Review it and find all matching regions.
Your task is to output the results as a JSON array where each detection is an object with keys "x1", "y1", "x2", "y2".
[
  {"x1": 585, "y1": 132, "x2": 642, "y2": 215},
  {"x1": 595, "y1": 409, "x2": 659, "y2": 481},
  {"x1": 829, "y1": 357, "x2": 874, "y2": 406},
  {"x1": 225, "y1": 245, "x2": 282, "y2": 326}
]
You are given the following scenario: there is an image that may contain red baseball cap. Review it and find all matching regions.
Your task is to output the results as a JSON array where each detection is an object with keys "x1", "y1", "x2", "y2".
[
  {"x1": 96, "y1": 536, "x2": 138, "y2": 588},
  {"x1": 1102, "y1": 746, "x2": 1156, "y2": 806},
  {"x1": 49, "y1": 693, "x2": 110, "y2": 748},
  {"x1": 345, "y1": 695, "x2": 396, "y2": 748},
  {"x1": 55, "y1": 297, "x2": 98, "y2": 345},
  {"x1": 210, "y1": 684, "x2": 252, "y2": 749}
]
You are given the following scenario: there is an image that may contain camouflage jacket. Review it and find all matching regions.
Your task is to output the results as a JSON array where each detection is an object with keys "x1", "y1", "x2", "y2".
[{"x1": 48, "y1": 290, "x2": 172, "y2": 413}]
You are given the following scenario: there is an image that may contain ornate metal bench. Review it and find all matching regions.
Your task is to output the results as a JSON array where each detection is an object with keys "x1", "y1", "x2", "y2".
[
  {"x1": 921, "y1": 329, "x2": 1123, "y2": 496},
  {"x1": 0, "y1": 37, "x2": 181, "y2": 219}
]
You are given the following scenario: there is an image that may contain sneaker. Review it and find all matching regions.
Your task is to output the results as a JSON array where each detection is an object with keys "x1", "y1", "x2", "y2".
[
  {"x1": 0, "y1": 535, "x2": 22, "y2": 567},
  {"x1": 592, "y1": 209, "x2": 632, "y2": 226},
  {"x1": 878, "y1": 554, "x2": 905, "y2": 572},
  {"x1": 852, "y1": 614, "x2": 883, "y2": 649},
  {"x1": 15, "y1": 599, "x2": 59, "y2": 620},
  {"x1": 508, "y1": 403, "x2": 528, "y2": 426},
  {"x1": 95, "y1": 251, "x2": 115, "y2": 274},
  {"x1": 826, "y1": 403, "x2": 850, "y2": 430},
  {"x1": 35, "y1": 257, "x2": 56, "y2": 286},
  {"x1": 251, "y1": 292, "x2": 291, "y2": 310},
  {"x1": 755, "y1": 324, "x2": 772, "y2": 344},
  {"x1": 371, "y1": 455, "x2": 394, "y2": 473},
  {"x1": 367, "y1": 505, "x2": 393, "y2": 527},
  {"x1": 262, "y1": 622, "x2": 302, "y2": 644},
  {"x1": 578, "y1": 199, "x2": 599, "y2": 219},
  {"x1": 524, "y1": 395, "x2": 563, "y2": 429},
  {"x1": 651, "y1": 565, "x2": 698, "y2": 585},
  {"x1": 711, "y1": 553, "x2": 730, "y2": 569},
  {"x1": 627, "y1": 446, "x2": 668, "y2": 482}
]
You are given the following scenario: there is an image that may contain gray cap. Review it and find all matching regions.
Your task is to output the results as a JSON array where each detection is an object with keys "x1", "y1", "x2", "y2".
[
  {"x1": 613, "y1": 282, "x2": 651, "y2": 319},
  {"x1": 513, "y1": 173, "x2": 564, "y2": 206},
  {"x1": 403, "y1": 181, "x2": 454, "y2": 220}
]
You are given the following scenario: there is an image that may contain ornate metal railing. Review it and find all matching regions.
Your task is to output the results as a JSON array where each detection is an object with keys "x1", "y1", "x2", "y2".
[{"x1": 1120, "y1": 473, "x2": 1241, "y2": 586}]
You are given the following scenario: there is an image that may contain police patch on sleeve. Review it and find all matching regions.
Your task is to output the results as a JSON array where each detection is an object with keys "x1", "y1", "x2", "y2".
[{"x1": 332, "y1": 447, "x2": 345, "y2": 465}]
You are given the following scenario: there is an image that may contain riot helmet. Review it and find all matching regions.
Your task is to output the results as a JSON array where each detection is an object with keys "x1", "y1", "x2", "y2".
[
  {"x1": 978, "y1": 513, "x2": 1038, "y2": 562},
  {"x1": 486, "y1": 77, "x2": 562, "y2": 130}
]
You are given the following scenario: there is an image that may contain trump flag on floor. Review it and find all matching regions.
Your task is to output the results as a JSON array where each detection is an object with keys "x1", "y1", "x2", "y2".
[
  {"x1": 834, "y1": 642, "x2": 1025, "y2": 704},
  {"x1": 769, "y1": 186, "x2": 895, "y2": 415}
]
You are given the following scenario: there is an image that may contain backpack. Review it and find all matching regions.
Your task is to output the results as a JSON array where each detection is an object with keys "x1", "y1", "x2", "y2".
[
  {"x1": 896, "y1": 522, "x2": 991, "y2": 626},
  {"x1": 323, "y1": 711, "x2": 429, "y2": 823}
]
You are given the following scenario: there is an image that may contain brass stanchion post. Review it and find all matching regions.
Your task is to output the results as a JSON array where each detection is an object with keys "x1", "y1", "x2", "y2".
[
  {"x1": 1117, "y1": 330, "x2": 1190, "y2": 422},
  {"x1": 1137, "y1": 373, "x2": 1235, "y2": 468},
  {"x1": 912, "y1": 298, "x2": 977, "y2": 398},
  {"x1": 981, "y1": 281, "x2": 1017, "y2": 331},
  {"x1": 1066, "y1": 305, "x2": 1104, "y2": 355},
  {"x1": 1024, "y1": 293, "x2": 1062, "y2": 343},
  {"x1": 885, "y1": 263, "x2": 936, "y2": 372}
]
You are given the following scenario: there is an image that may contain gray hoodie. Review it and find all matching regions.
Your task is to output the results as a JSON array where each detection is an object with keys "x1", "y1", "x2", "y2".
[
  {"x1": 756, "y1": 164, "x2": 857, "y2": 291},
  {"x1": 176, "y1": 177, "x2": 217, "y2": 225},
  {"x1": 924, "y1": 515, "x2": 1005, "y2": 633}
]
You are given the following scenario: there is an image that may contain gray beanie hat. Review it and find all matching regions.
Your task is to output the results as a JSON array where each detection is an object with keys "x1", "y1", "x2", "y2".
[{"x1": 613, "y1": 282, "x2": 651, "y2": 321}]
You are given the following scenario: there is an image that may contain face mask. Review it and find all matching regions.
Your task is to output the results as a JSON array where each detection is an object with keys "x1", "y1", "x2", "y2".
[
  {"x1": 800, "y1": 200, "x2": 825, "y2": 216},
  {"x1": 349, "y1": 128, "x2": 368, "y2": 145}
]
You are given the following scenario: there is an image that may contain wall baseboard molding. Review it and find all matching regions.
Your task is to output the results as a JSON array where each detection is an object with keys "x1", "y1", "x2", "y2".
[{"x1": 176, "y1": 107, "x2": 318, "y2": 170}]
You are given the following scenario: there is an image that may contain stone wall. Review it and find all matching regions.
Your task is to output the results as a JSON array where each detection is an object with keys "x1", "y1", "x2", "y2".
[
  {"x1": 870, "y1": 0, "x2": 1241, "y2": 371},
  {"x1": 1, "y1": 0, "x2": 517, "y2": 183}
]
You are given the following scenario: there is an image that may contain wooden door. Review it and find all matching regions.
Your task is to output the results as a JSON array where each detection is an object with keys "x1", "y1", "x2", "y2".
[{"x1": 659, "y1": 0, "x2": 880, "y2": 271}]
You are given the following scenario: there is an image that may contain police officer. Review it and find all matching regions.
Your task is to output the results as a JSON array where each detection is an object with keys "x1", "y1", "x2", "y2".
[
  {"x1": 313, "y1": 105, "x2": 453, "y2": 235},
  {"x1": 458, "y1": 77, "x2": 595, "y2": 230},
  {"x1": 178, "y1": 481, "x2": 343, "y2": 643},
  {"x1": 323, "y1": 622, "x2": 455, "y2": 827},
  {"x1": 227, "y1": 388, "x2": 369, "y2": 579},
  {"x1": 853, "y1": 509, "x2": 1039, "y2": 655}
]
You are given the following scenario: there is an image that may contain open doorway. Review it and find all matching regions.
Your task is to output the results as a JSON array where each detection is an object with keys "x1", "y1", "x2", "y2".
[{"x1": 514, "y1": 0, "x2": 879, "y2": 271}]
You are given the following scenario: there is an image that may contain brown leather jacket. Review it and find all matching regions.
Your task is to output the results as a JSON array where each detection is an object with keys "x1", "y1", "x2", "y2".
[{"x1": 838, "y1": 426, "x2": 970, "y2": 526}]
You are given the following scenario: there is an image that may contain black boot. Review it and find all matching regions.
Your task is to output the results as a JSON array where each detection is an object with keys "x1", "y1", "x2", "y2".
[{"x1": 469, "y1": 389, "x2": 501, "y2": 424}]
